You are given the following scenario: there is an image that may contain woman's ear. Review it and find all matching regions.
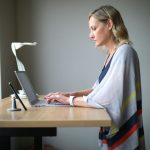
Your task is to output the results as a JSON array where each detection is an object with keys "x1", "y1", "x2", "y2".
[{"x1": 107, "y1": 19, "x2": 113, "y2": 30}]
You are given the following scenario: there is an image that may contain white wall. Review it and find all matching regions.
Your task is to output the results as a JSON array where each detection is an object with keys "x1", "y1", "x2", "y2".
[{"x1": 11, "y1": 0, "x2": 150, "y2": 149}]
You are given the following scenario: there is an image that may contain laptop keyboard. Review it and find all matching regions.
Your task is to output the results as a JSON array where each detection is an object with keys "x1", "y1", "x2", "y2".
[{"x1": 34, "y1": 100, "x2": 64, "y2": 107}]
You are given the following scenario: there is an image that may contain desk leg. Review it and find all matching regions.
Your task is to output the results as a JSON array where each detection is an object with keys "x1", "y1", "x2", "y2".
[
  {"x1": 0, "y1": 127, "x2": 56, "y2": 150},
  {"x1": 34, "y1": 136, "x2": 42, "y2": 150},
  {"x1": 0, "y1": 136, "x2": 10, "y2": 150}
]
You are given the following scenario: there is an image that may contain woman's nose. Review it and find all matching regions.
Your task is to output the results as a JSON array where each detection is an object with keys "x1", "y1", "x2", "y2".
[{"x1": 89, "y1": 32, "x2": 94, "y2": 40}]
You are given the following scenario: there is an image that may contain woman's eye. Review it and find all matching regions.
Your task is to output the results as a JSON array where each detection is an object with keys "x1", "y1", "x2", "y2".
[{"x1": 91, "y1": 27, "x2": 96, "y2": 31}]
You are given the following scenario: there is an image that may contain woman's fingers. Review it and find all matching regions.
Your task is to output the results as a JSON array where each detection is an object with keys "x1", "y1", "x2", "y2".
[{"x1": 45, "y1": 94, "x2": 69, "y2": 105}]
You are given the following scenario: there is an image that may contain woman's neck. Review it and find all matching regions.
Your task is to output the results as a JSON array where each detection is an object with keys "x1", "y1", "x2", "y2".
[
  {"x1": 104, "y1": 41, "x2": 118, "y2": 67},
  {"x1": 107, "y1": 42, "x2": 117, "y2": 56}
]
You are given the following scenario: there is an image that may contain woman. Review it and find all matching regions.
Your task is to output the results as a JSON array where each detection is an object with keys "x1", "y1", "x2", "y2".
[{"x1": 45, "y1": 5, "x2": 145, "y2": 150}]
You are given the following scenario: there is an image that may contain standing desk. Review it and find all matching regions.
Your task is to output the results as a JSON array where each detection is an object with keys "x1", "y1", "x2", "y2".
[{"x1": 0, "y1": 97, "x2": 111, "y2": 150}]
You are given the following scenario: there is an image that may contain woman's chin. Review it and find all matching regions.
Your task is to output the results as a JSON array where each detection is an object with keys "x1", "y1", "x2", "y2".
[{"x1": 95, "y1": 43, "x2": 101, "y2": 47}]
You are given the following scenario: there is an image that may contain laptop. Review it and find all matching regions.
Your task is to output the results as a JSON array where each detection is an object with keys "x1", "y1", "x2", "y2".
[{"x1": 14, "y1": 71, "x2": 65, "y2": 107}]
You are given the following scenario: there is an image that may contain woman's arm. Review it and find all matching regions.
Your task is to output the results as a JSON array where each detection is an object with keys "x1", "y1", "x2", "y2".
[
  {"x1": 73, "y1": 96, "x2": 92, "y2": 107},
  {"x1": 44, "y1": 89, "x2": 93, "y2": 107},
  {"x1": 45, "y1": 94, "x2": 93, "y2": 108},
  {"x1": 68, "y1": 88, "x2": 93, "y2": 97},
  {"x1": 44, "y1": 88, "x2": 93, "y2": 99}
]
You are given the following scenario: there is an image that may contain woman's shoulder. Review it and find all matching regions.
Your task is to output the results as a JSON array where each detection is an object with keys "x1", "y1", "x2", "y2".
[
  {"x1": 118, "y1": 43, "x2": 135, "y2": 53},
  {"x1": 117, "y1": 44, "x2": 137, "y2": 58},
  {"x1": 111, "y1": 44, "x2": 138, "y2": 66}
]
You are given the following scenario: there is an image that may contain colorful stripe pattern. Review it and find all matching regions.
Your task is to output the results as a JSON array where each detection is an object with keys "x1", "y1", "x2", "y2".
[{"x1": 99, "y1": 101, "x2": 145, "y2": 150}]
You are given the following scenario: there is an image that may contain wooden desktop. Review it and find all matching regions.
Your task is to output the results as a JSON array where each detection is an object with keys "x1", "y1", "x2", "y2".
[{"x1": 0, "y1": 97, "x2": 111, "y2": 150}]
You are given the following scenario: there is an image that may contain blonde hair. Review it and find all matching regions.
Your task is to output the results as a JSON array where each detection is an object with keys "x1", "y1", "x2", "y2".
[{"x1": 89, "y1": 5, "x2": 130, "y2": 45}]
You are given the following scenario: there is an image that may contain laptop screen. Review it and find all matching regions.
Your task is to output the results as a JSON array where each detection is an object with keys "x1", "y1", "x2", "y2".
[{"x1": 15, "y1": 71, "x2": 38, "y2": 104}]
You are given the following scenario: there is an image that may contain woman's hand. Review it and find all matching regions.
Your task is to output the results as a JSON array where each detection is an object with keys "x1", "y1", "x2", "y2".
[
  {"x1": 44, "y1": 93, "x2": 69, "y2": 105},
  {"x1": 45, "y1": 92, "x2": 70, "y2": 97}
]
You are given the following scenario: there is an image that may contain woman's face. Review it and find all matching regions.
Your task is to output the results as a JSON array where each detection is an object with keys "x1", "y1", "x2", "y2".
[{"x1": 89, "y1": 16, "x2": 112, "y2": 47}]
